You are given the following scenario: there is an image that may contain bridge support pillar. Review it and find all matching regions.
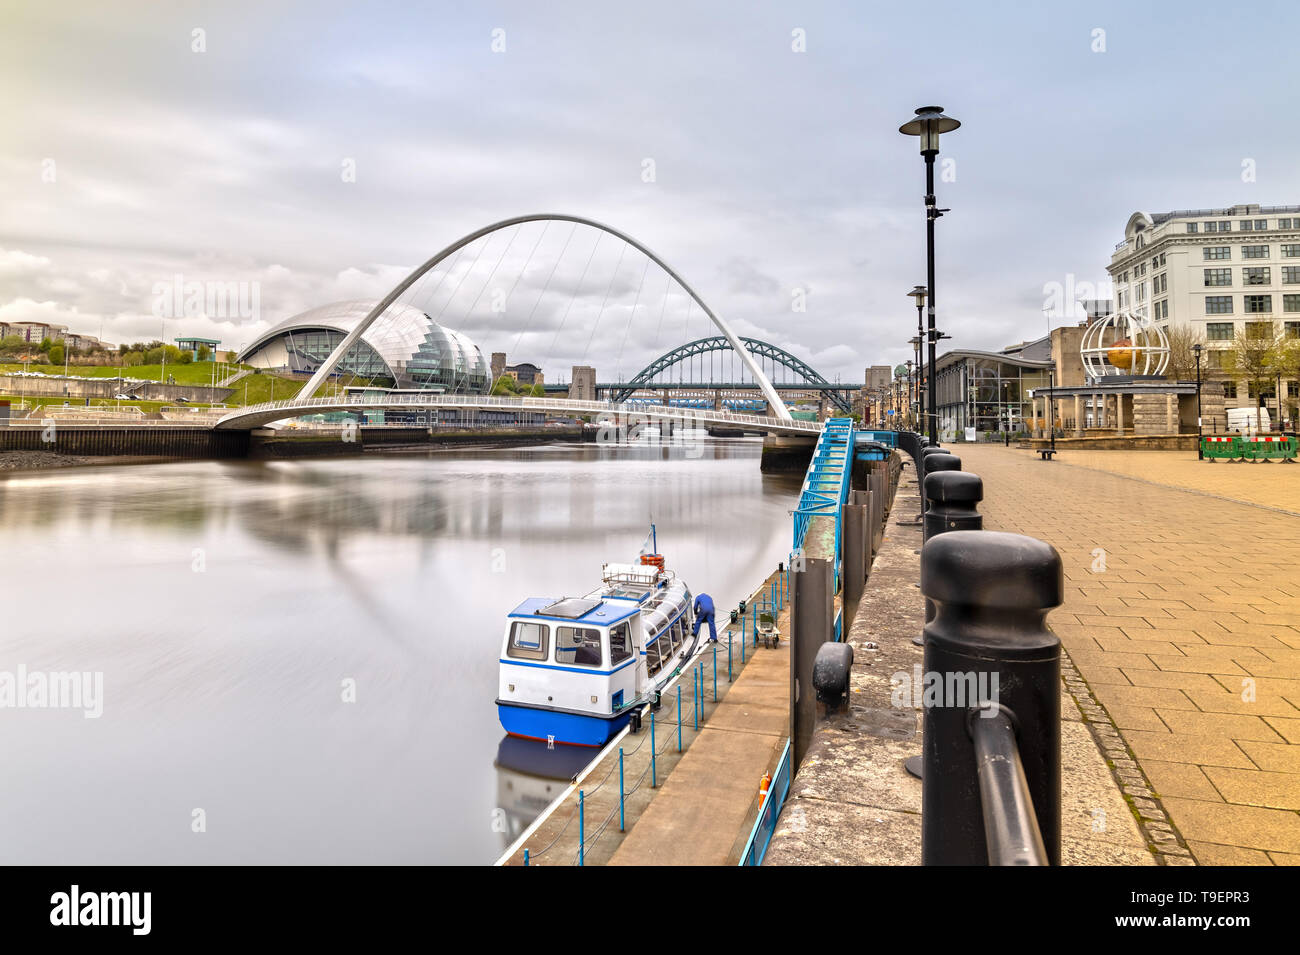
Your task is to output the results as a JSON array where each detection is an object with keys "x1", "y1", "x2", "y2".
[
  {"x1": 760, "y1": 434, "x2": 816, "y2": 472},
  {"x1": 714, "y1": 392, "x2": 724, "y2": 412}
]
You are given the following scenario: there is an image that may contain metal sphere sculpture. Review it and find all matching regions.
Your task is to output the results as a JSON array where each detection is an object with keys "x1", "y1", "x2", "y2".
[{"x1": 1080, "y1": 310, "x2": 1169, "y2": 380}]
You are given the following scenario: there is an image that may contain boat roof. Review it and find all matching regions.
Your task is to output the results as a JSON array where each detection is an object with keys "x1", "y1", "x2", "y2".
[{"x1": 508, "y1": 596, "x2": 640, "y2": 626}]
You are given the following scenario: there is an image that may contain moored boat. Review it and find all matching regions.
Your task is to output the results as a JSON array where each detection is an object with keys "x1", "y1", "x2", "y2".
[{"x1": 496, "y1": 532, "x2": 700, "y2": 746}]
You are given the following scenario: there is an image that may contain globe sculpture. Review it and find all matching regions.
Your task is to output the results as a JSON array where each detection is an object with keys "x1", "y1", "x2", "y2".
[{"x1": 1080, "y1": 311, "x2": 1169, "y2": 380}]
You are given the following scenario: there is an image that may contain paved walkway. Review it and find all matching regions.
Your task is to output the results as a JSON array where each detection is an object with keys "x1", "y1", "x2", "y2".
[{"x1": 961, "y1": 444, "x2": 1300, "y2": 865}]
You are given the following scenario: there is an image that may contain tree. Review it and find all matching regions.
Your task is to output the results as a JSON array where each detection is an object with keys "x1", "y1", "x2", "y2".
[
  {"x1": 38, "y1": 336, "x2": 52, "y2": 353},
  {"x1": 197, "y1": 344, "x2": 211, "y2": 362},
  {"x1": 1164, "y1": 325, "x2": 1206, "y2": 382},
  {"x1": 1267, "y1": 337, "x2": 1300, "y2": 428},
  {"x1": 491, "y1": 375, "x2": 519, "y2": 396},
  {"x1": 529, "y1": 382, "x2": 545, "y2": 397},
  {"x1": 1228, "y1": 322, "x2": 1281, "y2": 428},
  {"x1": 48, "y1": 344, "x2": 65, "y2": 366}
]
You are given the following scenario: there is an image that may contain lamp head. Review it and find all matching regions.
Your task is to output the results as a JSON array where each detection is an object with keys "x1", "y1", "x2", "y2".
[{"x1": 899, "y1": 107, "x2": 961, "y2": 153}]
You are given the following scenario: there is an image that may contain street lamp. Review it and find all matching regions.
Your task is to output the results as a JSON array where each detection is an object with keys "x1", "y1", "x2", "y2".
[
  {"x1": 904, "y1": 359, "x2": 915, "y2": 428},
  {"x1": 1192, "y1": 342, "x2": 1203, "y2": 459},
  {"x1": 900, "y1": 106, "x2": 960, "y2": 443},
  {"x1": 908, "y1": 287, "x2": 927, "y2": 433}
]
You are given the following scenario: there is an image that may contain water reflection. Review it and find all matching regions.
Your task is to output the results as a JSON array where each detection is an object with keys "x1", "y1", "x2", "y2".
[{"x1": 0, "y1": 439, "x2": 799, "y2": 863}]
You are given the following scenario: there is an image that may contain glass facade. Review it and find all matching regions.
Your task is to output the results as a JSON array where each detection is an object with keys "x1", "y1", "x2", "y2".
[
  {"x1": 239, "y1": 301, "x2": 491, "y2": 394},
  {"x1": 934, "y1": 354, "x2": 1051, "y2": 438}
]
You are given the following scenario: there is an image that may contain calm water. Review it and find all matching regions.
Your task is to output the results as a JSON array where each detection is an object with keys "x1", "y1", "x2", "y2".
[{"x1": 0, "y1": 439, "x2": 799, "y2": 864}]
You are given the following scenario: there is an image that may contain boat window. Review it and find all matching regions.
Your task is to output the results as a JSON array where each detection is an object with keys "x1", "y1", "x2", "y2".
[
  {"x1": 667, "y1": 619, "x2": 681, "y2": 655},
  {"x1": 507, "y1": 621, "x2": 549, "y2": 661},
  {"x1": 646, "y1": 631, "x2": 664, "y2": 674},
  {"x1": 610, "y1": 622, "x2": 633, "y2": 665},
  {"x1": 556, "y1": 627, "x2": 603, "y2": 668}
]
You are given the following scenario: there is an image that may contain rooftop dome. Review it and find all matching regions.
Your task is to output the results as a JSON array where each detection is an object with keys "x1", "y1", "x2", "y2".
[{"x1": 236, "y1": 300, "x2": 490, "y2": 393}]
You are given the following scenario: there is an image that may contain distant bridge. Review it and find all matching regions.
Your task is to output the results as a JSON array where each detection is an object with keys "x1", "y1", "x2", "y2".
[
  {"x1": 212, "y1": 393, "x2": 823, "y2": 434},
  {"x1": 592, "y1": 336, "x2": 853, "y2": 413}
]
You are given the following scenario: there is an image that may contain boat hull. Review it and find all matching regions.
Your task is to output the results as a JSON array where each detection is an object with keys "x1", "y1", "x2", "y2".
[{"x1": 497, "y1": 701, "x2": 633, "y2": 747}]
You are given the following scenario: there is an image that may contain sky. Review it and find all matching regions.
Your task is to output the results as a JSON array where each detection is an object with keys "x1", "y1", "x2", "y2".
[{"x1": 3, "y1": 0, "x2": 1300, "y2": 385}]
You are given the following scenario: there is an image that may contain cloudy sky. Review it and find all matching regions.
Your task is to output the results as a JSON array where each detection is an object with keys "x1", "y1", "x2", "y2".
[{"x1": 3, "y1": 0, "x2": 1299, "y2": 385}]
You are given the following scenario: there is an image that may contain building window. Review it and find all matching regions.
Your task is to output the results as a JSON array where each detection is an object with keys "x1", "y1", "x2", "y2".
[
  {"x1": 1221, "y1": 380, "x2": 1237, "y2": 398},
  {"x1": 1204, "y1": 268, "x2": 1232, "y2": 286},
  {"x1": 1245, "y1": 295, "x2": 1272, "y2": 313},
  {"x1": 1280, "y1": 219, "x2": 1297, "y2": 229},
  {"x1": 1290, "y1": 382, "x2": 1300, "y2": 398},
  {"x1": 1246, "y1": 321, "x2": 1276, "y2": 338},
  {"x1": 1206, "y1": 321, "x2": 1235, "y2": 340},
  {"x1": 1187, "y1": 223, "x2": 1199, "y2": 233},
  {"x1": 1284, "y1": 267, "x2": 1300, "y2": 284},
  {"x1": 1160, "y1": 252, "x2": 1166, "y2": 266},
  {"x1": 1284, "y1": 244, "x2": 1300, "y2": 257},
  {"x1": 1242, "y1": 245, "x2": 1270, "y2": 258},
  {"x1": 1243, "y1": 267, "x2": 1271, "y2": 285},
  {"x1": 1205, "y1": 297, "x2": 1234, "y2": 315},
  {"x1": 1161, "y1": 300, "x2": 1169, "y2": 319},
  {"x1": 507, "y1": 622, "x2": 549, "y2": 661},
  {"x1": 1204, "y1": 246, "x2": 1231, "y2": 260},
  {"x1": 1214, "y1": 350, "x2": 1237, "y2": 371},
  {"x1": 1285, "y1": 321, "x2": 1300, "y2": 338},
  {"x1": 1286, "y1": 295, "x2": 1300, "y2": 313}
]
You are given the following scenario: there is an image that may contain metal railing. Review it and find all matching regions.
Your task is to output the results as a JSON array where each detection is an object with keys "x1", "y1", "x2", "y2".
[
  {"x1": 970, "y1": 703, "x2": 1048, "y2": 866},
  {"x1": 791, "y1": 417, "x2": 855, "y2": 590},
  {"x1": 739, "y1": 738, "x2": 791, "y2": 866}
]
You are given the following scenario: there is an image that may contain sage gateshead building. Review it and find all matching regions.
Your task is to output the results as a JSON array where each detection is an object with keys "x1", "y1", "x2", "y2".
[{"x1": 236, "y1": 300, "x2": 491, "y2": 393}]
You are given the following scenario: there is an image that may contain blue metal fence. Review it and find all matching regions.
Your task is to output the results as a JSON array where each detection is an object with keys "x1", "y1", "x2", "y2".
[
  {"x1": 739, "y1": 737, "x2": 793, "y2": 865},
  {"x1": 791, "y1": 418, "x2": 855, "y2": 584}
]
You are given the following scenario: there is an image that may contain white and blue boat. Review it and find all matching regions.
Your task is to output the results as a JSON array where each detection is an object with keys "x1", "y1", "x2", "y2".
[{"x1": 496, "y1": 531, "x2": 699, "y2": 747}]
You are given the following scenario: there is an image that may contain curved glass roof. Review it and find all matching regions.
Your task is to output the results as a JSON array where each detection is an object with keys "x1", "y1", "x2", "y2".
[{"x1": 237, "y1": 300, "x2": 490, "y2": 393}]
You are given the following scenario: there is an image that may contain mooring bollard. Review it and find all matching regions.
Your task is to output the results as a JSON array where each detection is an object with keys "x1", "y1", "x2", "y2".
[
  {"x1": 923, "y1": 470, "x2": 983, "y2": 543},
  {"x1": 920, "y1": 530, "x2": 1064, "y2": 866}
]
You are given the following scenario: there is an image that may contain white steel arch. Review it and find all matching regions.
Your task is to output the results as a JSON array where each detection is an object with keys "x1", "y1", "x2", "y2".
[{"x1": 297, "y1": 214, "x2": 794, "y2": 420}]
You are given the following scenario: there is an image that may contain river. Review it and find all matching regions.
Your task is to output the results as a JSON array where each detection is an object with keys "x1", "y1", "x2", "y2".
[{"x1": 0, "y1": 438, "x2": 800, "y2": 864}]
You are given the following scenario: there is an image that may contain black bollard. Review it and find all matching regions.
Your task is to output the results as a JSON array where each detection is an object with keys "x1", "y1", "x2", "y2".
[
  {"x1": 922, "y1": 451, "x2": 961, "y2": 474},
  {"x1": 920, "y1": 530, "x2": 1063, "y2": 865},
  {"x1": 923, "y1": 470, "x2": 983, "y2": 543}
]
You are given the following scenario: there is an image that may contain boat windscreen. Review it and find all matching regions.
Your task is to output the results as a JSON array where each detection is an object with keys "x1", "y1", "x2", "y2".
[{"x1": 537, "y1": 597, "x2": 602, "y2": 619}]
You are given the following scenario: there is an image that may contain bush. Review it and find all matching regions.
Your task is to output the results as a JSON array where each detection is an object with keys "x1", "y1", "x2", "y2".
[{"x1": 48, "y1": 344, "x2": 64, "y2": 366}]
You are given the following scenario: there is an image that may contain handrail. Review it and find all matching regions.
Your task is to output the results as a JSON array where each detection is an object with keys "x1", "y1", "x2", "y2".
[{"x1": 970, "y1": 703, "x2": 1048, "y2": 866}]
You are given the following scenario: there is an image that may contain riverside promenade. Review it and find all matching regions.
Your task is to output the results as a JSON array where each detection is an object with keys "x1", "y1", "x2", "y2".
[{"x1": 961, "y1": 444, "x2": 1300, "y2": 865}]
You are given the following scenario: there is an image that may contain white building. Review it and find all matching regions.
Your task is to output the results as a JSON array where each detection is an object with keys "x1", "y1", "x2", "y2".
[{"x1": 1109, "y1": 203, "x2": 1300, "y2": 416}]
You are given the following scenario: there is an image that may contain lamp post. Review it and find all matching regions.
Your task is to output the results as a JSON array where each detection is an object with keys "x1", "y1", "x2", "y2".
[
  {"x1": 1193, "y1": 342, "x2": 1203, "y2": 458},
  {"x1": 905, "y1": 359, "x2": 915, "y2": 429},
  {"x1": 900, "y1": 107, "x2": 960, "y2": 443},
  {"x1": 908, "y1": 287, "x2": 927, "y2": 434}
]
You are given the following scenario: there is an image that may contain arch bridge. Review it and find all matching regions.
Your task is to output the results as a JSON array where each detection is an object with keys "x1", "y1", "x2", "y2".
[
  {"x1": 212, "y1": 393, "x2": 823, "y2": 434},
  {"x1": 604, "y1": 336, "x2": 853, "y2": 413}
]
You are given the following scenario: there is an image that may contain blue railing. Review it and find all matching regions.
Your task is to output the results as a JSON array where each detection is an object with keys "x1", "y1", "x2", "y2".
[
  {"x1": 739, "y1": 738, "x2": 793, "y2": 865},
  {"x1": 791, "y1": 417, "x2": 855, "y2": 593}
]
